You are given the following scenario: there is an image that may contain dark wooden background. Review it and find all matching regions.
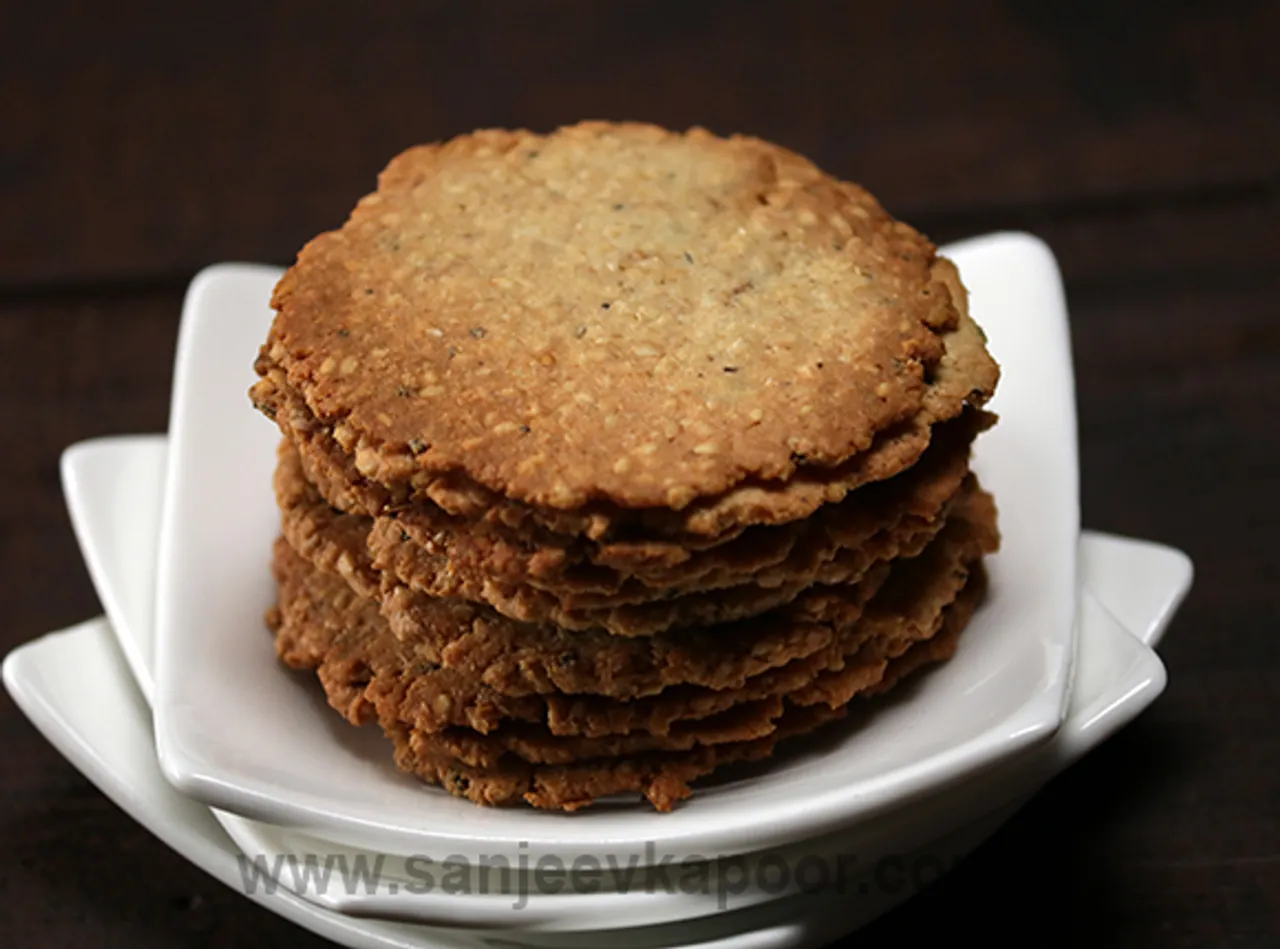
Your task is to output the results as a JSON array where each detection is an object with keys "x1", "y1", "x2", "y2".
[{"x1": 1, "y1": 1, "x2": 1276, "y2": 945}]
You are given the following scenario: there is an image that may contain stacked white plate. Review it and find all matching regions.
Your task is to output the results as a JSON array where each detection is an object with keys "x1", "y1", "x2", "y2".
[{"x1": 5, "y1": 233, "x2": 1193, "y2": 949}]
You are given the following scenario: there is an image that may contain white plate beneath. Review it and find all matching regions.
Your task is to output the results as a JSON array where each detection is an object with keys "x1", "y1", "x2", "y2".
[
  {"x1": 63, "y1": 436, "x2": 1189, "y2": 931},
  {"x1": 152, "y1": 232, "x2": 1080, "y2": 862},
  {"x1": 2, "y1": 539, "x2": 1184, "y2": 947}
]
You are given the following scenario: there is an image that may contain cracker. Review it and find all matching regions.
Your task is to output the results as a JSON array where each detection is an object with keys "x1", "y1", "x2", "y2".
[
  {"x1": 253, "y1": 122, "x2": 953, "y2": 512},
  {"x1": 271, "y1": 481, "x2": 997, "y2": 740},
  {"x1": 275, "y1": 429, "x2": 975, "y2": 636},
  {"x1": 275, "y1": 552, "x2": 852, "y2": 737},
  {"x1": 385, "y1": 579, "x2": 984, "y2": 813},
  {"x1": 251, "y1": 122, "x2": 998, "y2": 533},
  {"x1": 384, "y1": 704, "x2": 845, "y2": 812},
  {"x1": 275, "y1": 481, "x2": 988, "y2": 701},
  {"x1": 380, "y1": 479, "x2": 992, "y2": 698},
  {"x1": 359, "y1": 412, "x2": 985, "y2": 621},
  {"x1": 254, "y1": 315, "x2": 994, "y2": 540},
  {"x1": 282, "y1": 531, "x2": 885, "y2": 701}
]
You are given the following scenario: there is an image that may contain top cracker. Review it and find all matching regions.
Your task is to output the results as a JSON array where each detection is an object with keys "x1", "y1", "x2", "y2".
[{"x1": 256, "y1": 122, "x2": 969, "y2": 512}]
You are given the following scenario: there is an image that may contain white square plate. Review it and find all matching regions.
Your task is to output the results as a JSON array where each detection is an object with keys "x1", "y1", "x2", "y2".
[
  {"x1": 65, "y1": 438, "x2": 1193, "y2": 932},
  {"x1": 2, "y1": 593, "x2": 1163, "y2": 949},
  {"x1": 153, "y1": 232, "x2": 1080, "y2": 862}
]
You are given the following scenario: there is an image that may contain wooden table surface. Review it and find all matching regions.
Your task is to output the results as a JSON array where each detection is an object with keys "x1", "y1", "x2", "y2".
[{"x1": 2, "y1": 2, "x2": 1276, "y2": 945}]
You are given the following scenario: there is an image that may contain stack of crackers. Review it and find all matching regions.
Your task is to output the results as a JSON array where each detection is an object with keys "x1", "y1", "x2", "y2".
[{"x1": 250, "y1": 122, "x2": 1001, "y2": 812}]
